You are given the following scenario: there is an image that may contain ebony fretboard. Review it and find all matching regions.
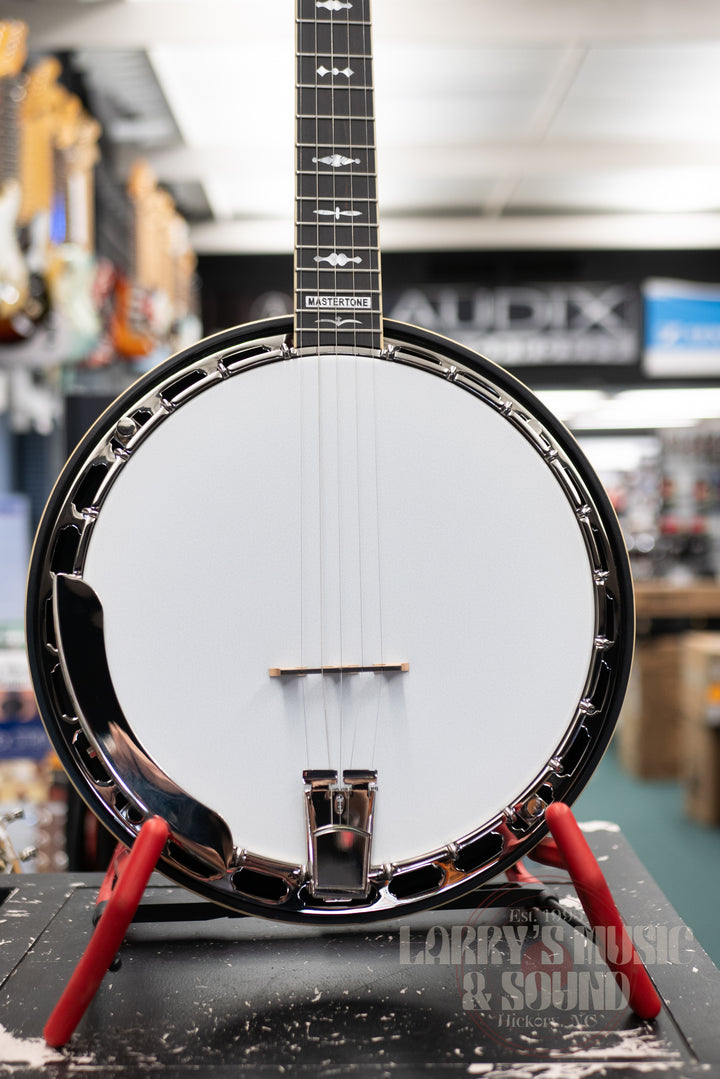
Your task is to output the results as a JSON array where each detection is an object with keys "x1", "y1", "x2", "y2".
[{"x1": 294, "y1": 0, "x2": 382, "y2": 352}]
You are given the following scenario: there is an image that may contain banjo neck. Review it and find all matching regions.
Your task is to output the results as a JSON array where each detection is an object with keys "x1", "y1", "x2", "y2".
[{"x1": 294, "y1": 0, "x2": 383, "y2": 353}]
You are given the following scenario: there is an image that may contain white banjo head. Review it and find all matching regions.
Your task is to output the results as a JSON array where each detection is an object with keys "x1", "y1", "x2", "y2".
[{"x1": 26, "y1": 318, "x2": 633, "y2": 921}]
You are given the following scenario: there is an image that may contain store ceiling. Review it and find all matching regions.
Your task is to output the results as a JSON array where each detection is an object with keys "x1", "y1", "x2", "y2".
[{"x1": 5, "y1": 0, "x2": 720, "y2": 255}]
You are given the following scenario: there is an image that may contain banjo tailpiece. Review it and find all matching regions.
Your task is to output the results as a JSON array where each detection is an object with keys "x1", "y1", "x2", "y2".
[{"x1": 303, "y1": 770, "x2": 377, "y2": 899}]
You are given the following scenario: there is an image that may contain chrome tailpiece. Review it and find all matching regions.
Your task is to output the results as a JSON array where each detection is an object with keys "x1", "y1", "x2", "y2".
[{"x1": 303, "y1": 769, "x2": 377, "y2": 899}]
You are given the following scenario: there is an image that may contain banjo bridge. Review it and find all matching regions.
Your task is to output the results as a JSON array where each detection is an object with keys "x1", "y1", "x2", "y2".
[
  {"x1": 270, "y1": 663, "x2": 408, "y2": 677},
  {"x1": 303, "y1": 769, "x2": 377, "y2": 900}
]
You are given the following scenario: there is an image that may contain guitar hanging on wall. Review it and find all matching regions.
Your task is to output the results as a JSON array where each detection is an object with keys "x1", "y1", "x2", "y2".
[
  {"x1": 26, "y1": 0, "x2": 634, "y2": 921},
  {"x1": 111, "y1": 161, "x2": 174, "y2": 364},
  {"x1": 0, "y1": 20, "x2": 33, "y2": 343},
  {"x1": 1, "y1": 56, "x2": 103, "y2": 366}
]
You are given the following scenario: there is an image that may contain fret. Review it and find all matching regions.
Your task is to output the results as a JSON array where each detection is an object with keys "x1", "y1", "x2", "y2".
[
  {"x1": 296, "y1": 258, "x2": 379, "y2": 274},
  {"x1": 298, "y1": 141, "x2": 374, "y2": 153},
  {"x1": 298, "y1": 174, "x2": 376, "y2": 200},
  {"x1": 296, "y1": 287, "x2": 381, "y2": 303},
  {"x1": 297, "y1": 233, "x2": 379, "y2": 255},
  {"x1": 297, "y1": 238, "x2": 378, "y2": 248},
  {"x1": 298, "y1": 173, "x2": 374, "y2": 185},
  {"x1": 293, "y1": 215, "x2": 382, "y2": 249},
  {"x1": 298, "y1": 331, "x2": 382, "y2": 352},
  {"x1": 297, "y1": 219, "x2": 377, "y2": 254},
  {"x1": 298, "y1": 271, "x2": 380, "y2": 283},
  {"x1": 297, "y1": 20, "x2": 372, "y2": 29},
  {"x1": 297, "y1": 116, "x2": 372, "y2": 124},
  {"x1": 298, "y1": 141, "x2": 374, "y2": 150},
  {"x1": 297, "y1": 113, "x2": 373, "y2": 122},
  {"x1": 297, "y1": 116, "x2": 374, "y2": 130},
  {"x1": 298, "y1": 10, "x2": 370, "y2": 22},
  {"x1": 298, "y1": 82, "x2": 373, "y2": 92},
  {"x1": 297, "y1": 23, "x2": 371, "y2": 57},
  {"x1": 297, "y1": 225, "x2": 377, "y2": 248},
  {"x1": 297, "y1": 88, "x2": 374, "y2": 118},
  {"x1": 298, "y1": 275, "x2": 381, "y2": 296},
  {"x1": 298, "y1": 51, "x2": 372, "y2": 59},
  {"x1": 298, "y1": 117, "x2": 374, "y2": 146},
  {"x1": 295, "y1": 178, "x2": 375, "y2": 190},
  {"x1": 297, "y1": 246, "x2": 379, "y2": 256},
  {"x1": 298, "y1": 216, "x2": 378, "y2": 230},
  {"x1": 297, "y1": 262, "x2": 379, "y2": 272}
]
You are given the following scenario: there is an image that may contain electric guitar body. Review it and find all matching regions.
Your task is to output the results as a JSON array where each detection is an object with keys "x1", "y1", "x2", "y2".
[
  {"x1": 26, "y1": 0, "x2": 634, "y2": 923},
  {"x1": 0, "y1": 178, "x2": 30, "y2": 334},
  {"x1": 0, "y1": 21, "x2": 32, "y2": 342}
]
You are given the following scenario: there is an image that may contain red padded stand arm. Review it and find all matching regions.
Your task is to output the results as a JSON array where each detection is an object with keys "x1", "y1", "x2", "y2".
[
  {"x1": 44, "y1": 816, "x2": 170, "y2": 1048},
  {"x1": 532, "y1": 802, "x2": 661, "y2": 1021}
]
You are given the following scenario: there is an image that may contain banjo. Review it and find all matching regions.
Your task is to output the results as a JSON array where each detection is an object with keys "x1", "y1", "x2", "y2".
[{"x1": 26, "y1": 0, "x2": 634, "y2": 922}]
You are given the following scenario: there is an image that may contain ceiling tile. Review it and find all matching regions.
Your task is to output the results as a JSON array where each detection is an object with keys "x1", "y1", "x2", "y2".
[{"x1": 550, "y1": 44, "x2": 720, "y2": 142}]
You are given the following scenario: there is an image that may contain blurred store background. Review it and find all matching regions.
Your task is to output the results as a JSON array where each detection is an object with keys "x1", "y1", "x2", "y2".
[{"x1": 1, "y1": 0, "x2": 720, "y2": 962}]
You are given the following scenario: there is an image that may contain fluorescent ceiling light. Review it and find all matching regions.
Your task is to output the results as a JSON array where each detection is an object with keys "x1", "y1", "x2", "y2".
[
  {"x1": 537, "y1": 387, "x2": 720, "y2": 432},
  {"x1": 578, "y1": 435, "x2": 661, "y2": 473},
  {"x1": 536, "y1": 389, "x2": 608, "y2": 424}
]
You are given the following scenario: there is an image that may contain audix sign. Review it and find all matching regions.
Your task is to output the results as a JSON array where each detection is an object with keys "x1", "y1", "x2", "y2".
[{"x1": 385, "y1": 282, "x2": 640, "y2": 367}]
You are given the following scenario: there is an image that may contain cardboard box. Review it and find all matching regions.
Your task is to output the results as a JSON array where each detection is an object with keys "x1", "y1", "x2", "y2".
[
  {"x1": 682, "y1": 633, "x2": 720, "y2": 825},
  {"x1": 618, "y1": 635, "x2": 685, "y2": 779}
]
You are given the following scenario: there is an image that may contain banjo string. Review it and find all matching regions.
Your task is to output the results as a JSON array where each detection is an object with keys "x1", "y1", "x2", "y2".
[
  {"x1": 309, "y1": 1, "x2": 332, "y2": 773},
  {"x1": 350, "y1": 0, "x2": 363, "y2": 772},
  {"x1": 299, "y1": 355, "x2": 310, "y2": 765},
  {"x1": 321, "y1": 1, "x2": 334, "y2": 774},
  {"x1": 366, "y1": 0, "x2": 385, "y2": 771},
  {"x1": 299, "y1": 6, "x2": 309, "y2": 770},
  {"x1": 335, "y1": 0, "x2": 349, "y2": 785},
  {"x1": 352, "y1": 0, "x2": 374, "y2": 771}
]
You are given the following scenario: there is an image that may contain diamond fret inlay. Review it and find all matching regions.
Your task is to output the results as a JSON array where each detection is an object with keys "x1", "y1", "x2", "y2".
[
  {"x1": 313, "y1": 207, "x2": 362, "y2": 219},
  {"x1": 317, "y1": 65, "x2": 354, "y2": 78},
  {"x1": 312, "y1": 154, "x2": 361, "y2": 168},
  {"x1": 314, "y1": 252, "x2": 363, "y2": 267}
]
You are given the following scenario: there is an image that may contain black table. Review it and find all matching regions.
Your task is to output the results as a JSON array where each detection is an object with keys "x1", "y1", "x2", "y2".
[{"x1": 0, "y1": 823, "x2": 718, "y2": 1076}]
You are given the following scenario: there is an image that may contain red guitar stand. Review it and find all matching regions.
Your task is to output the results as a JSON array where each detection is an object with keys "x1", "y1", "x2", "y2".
[
  {"x1": 530, "y1": 803, "x2": 661, "y2": 1021},
  {"x1": 43, "y1": 816, "x2": 170, "y2": 1049},
  {"x1": 43, "y1": 804, "x2": 660, "y2": 1049}
]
